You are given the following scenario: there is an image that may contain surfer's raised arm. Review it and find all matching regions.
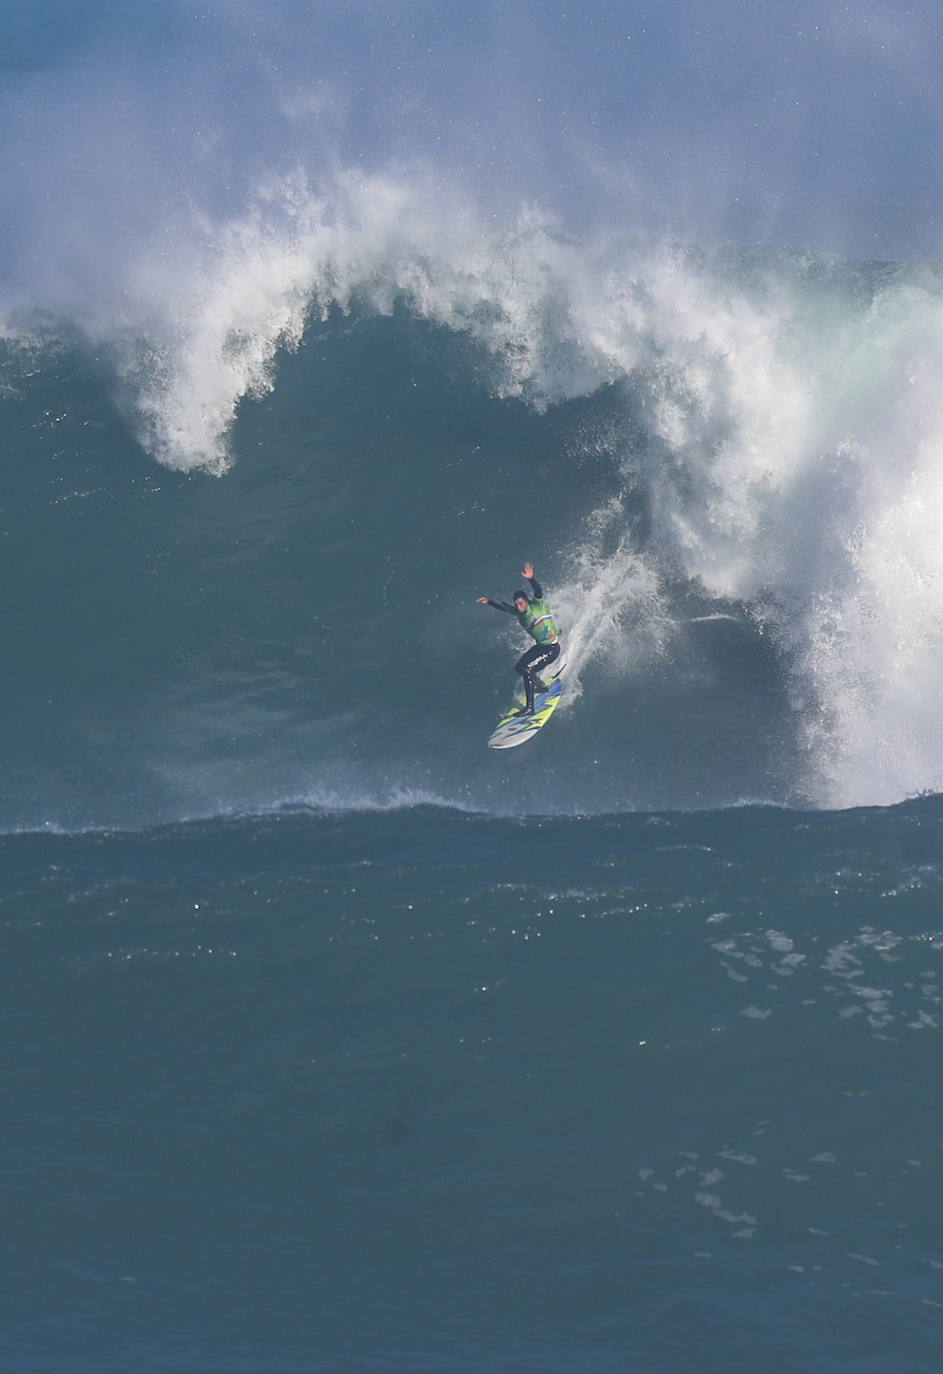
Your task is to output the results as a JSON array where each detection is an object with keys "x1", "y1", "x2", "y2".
[{"x1": 522, "y1": 562, "x2": 542, "y2": 598}]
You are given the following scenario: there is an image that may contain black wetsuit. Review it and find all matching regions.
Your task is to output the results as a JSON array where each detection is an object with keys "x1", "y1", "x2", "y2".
[{"x1": 484, "y1": 575, "x2": 561, "y2": 711}]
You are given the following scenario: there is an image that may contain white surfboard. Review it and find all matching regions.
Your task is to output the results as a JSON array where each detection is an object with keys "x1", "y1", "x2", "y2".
[{"x1": 487, "y1": 677, "x2": 564, "y2": 749}]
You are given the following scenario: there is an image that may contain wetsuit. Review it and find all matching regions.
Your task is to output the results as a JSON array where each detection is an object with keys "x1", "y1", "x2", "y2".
[{"x1": 483, "y1": 574, "x2": 561, "y2": 712}]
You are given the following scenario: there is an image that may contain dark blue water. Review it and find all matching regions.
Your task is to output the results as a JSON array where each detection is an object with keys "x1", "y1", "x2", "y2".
[
  {"x1": 3, "y1": 803, "x2": 943, "y2": 1371},
  {"x1": 6, "y1": 2, "x2": 943, "y2": 1369}
]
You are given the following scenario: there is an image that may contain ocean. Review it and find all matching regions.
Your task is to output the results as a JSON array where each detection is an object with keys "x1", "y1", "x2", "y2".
[{"x1": 4, "y1": 2, "x2": 943, "y2": 1370}]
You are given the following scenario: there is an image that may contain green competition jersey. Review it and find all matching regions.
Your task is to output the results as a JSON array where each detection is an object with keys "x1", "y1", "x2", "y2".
[{"x1": 518, "y1": 597, "x2": 558, "y2": 644}]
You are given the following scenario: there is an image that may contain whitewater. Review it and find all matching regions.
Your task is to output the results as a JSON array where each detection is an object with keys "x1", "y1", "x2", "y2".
[{"x1": 6, "y1": 185, "x2": 943, "y2": 820}]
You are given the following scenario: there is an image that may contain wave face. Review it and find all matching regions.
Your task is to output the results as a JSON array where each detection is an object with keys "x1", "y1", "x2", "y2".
[{"x1": 4, "y1": 2, "x2": 943, "y2": 827}]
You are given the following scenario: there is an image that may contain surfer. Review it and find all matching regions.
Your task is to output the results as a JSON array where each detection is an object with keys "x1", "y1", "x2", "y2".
[{"x1": 477, "y1": 562, "x2": 561, "y2": 714}]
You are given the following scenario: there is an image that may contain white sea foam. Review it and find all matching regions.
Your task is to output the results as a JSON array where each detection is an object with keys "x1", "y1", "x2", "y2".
[{"x1": 52, "y1": 204, "x2": 943, "y2": 812}]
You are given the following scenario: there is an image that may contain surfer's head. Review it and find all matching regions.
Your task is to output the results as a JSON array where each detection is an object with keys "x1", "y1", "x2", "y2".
[{"x1": 513, "y1": 591, "x2": 530, "y2": 611}]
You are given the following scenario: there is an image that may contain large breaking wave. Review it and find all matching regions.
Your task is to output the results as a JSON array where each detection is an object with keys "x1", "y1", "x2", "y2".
[{"x1": 4, "y1": 0, "x2": 943, "y2": 822}]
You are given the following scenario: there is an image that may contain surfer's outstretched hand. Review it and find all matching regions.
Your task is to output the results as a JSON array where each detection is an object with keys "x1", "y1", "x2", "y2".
[
  {"x1": 522, "y1": 562, "x2": 534, "y2": 579},
  {"x1": 476, "y1": 596, "x2": 488, "y2": 604}
]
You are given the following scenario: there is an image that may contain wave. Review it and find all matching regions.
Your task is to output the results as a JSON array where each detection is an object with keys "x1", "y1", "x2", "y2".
[
  {"x1": 5, "y1": 4, "x2": 943, "y2": 822},
  {"x1": 7, "y1": 194, "x2": 943, "y2": 817}
]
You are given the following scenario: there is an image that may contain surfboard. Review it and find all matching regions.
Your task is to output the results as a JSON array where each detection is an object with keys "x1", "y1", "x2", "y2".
[{"x1": 488, "y1": 677, "x2": 564, "y2": 749}]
